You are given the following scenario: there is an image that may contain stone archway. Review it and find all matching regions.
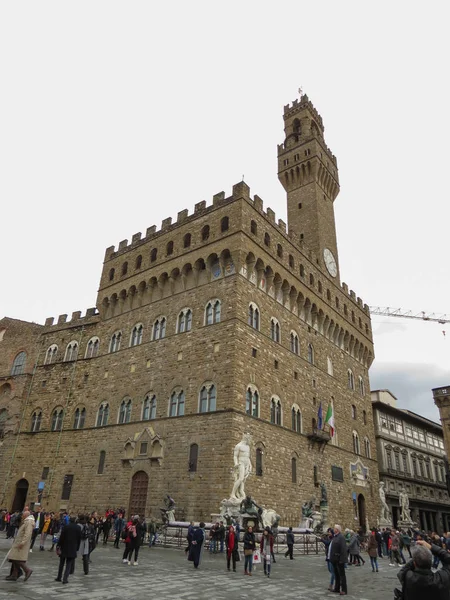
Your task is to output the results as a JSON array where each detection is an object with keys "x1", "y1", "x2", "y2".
[
  {"x1": 12, "y1": 478, "x2": 29, "y2": 512},
  {"x1": 357, "y1": 493, "x2": 366, "y2": 532},
  {"x1": 128, "y1": 471, "x2": 149, "y2": 518}
]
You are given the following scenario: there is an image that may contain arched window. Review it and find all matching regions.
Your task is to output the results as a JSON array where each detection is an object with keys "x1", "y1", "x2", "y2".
[
  {"x1": 169, "y1": 389, "x2": 185, "y2": 417},
  {"x1": 352, "y1": 431, "x2": 360, "y2": 455},
  {"x1": 199, "y1": 384, "x2": 216, "y2": 413},
  {"x1": 327, "y1": 289, "x2": 331, "y2": 301},
  {"x1": 73, "y1": 407, "x2": 86, "y2": 430},
  {"x1": 152, "y1": 317, "x2": 167, "y2": 340},
  {"x1": 250, "y1": 220, "x2": 257, "y2": 235},
  {"x1": 98, "y1": 450, "x2": 106, "y2": 475},
  {"x1": 135, "y1": 255, "x2": 142, "y2": 269},
  {"x1": 290, "y1": 331, "x2": 299, "y2": 354},
  {"x1": 255, "y1": 448, "x2": 263, "y2": 476},
  {"x1": 293, "y1": 117, "x2": 301, "y2": 137},
  {"x1": 245, "y1": 386, "x2": 259, "y2": 417},
  {"x1": 289, "y1": 254, "x2": 295, "y2": 268},
  {"x1": 291, "y1": 406, "x2": 302, "y2": 433},
  {"x1": 264, "y1": 232, "x2": 271, "y2": 247},
  {"x1": 97, "y1": 403, "x2": 109, "y2": 427},
  {"x1": 348, "y1": 369, "x2": 355, "y2": 390},
  {"x1": 221, "y1": 216, "x2": 229, "y2": 232},
  {"x1": 142, "y1": 394, "x2": 157, "y2": 420},
  {"x1": 45, "y1": 345, "x2": 58, "y2": 365},
  {"x1": 166, "y1": 241, "x2": 174, "y2": 256},
  {"x1": 248, "y1": 303, "x2": 260, "y2": 330},
  {"x1": 183, "y1": 233, "x2": 191, "y2": 248},
  {"x1": 31, "y1": 410, "x2": 42, "y2": 432},
  {"x1": 364, "y1": 438, "x2": 371, "y2": 458},
  {"x1": 130, "y1": 323, "x2": 144, "y2": 346},
  {"x1": 64, "y1": 342, "x2": 78, "y2": 362},
  {"x1": 109, "y1": 331, "x2": 122, "y2": 353},
  {"x1": 177, "y1": 309, "x2": 193, "y2": 333},
  {"x1": 307, "y1": 343, "x2": 314, "y2": 365},
  {"x1": 291, "y1": 457, "x2": 297, "y2": 483},
  {"x1": 51, "y1": 408, "x2": 64, "y2": 432},
  {"x1": 362, "y1": 409, "x2": 367, "y2": 425},
  {"x1": 327, "y1": 357, "x2": 334, "y2": 376},
  {"x1": 118, "y1": 398, "x2": 132, "y2": 424},
  {"x1": 121, "y1": 262, "x2": 128, "y2": 276},
  {"x1": 351, "y1": 405, "x2": 357, "y2": 419},
  {"x1": 270, "y1": 318, "x2": 281, "y2": 343},
  {"x1": 189, "y1": 443, "x2": 199, "y2": 472},
  {"x1": 150, "y1": 248, "x2": 158, "y2": 262},
  {"x1": 205, "y1": 299, "x2": 221, "y2": 325},
  {"x1": 300, "y1": 264, "x2": 305, "y2": 278},
  {"x1": 270, "y1": 397, "x2": 282, "y2": 425},
  {"x1": 11, "y1": 351, "x2": 27, "y2": 375},
  {"x1": 277, "y1": 244, "x2": 283, "y2": 258},
  {"x1": 359, "y1": 376, "x2": 365, "y2": 396},
  {"x1": 309, "y1": 273, "x2": 315, "y2": 286},
  {"x1": 201, "y1": 225, "x2": 210, "y2": 241},
  {"x1": 0, "y1": 408, "x2": 7, "y2": 439},
  {"x1": 85, "y1": 337, "x2": 100, "y2": 359},
  {"x1": 108, "y1": 268, "x2": 115, "y2": 281},
  {"x1": 318, "y1": 281, "x2": 323, "y2": 294}
]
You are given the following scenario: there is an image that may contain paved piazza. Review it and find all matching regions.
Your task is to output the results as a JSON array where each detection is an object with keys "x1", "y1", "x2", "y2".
[{"x1": 0, "y1": 537, "x2": 402, "y2": 600}]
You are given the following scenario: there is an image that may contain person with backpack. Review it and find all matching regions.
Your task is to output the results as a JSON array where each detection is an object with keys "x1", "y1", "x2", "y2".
[
  {"x1": 114, "y1": 513, "x2": 125, "y2": 549},
  {"x1": 77, "y1": 515, "x2": 93, "y2": 575}
]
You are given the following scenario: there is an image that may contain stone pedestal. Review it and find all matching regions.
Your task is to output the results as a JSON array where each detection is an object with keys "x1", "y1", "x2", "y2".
[
  {"x1": 397, "y1": 519, "x2": 416, "y2": 531},
  {"x1": 219, "y1": 497, "x2": 241, "y2": 524},
  {"x1": 378, "y1": 517, "x2": 393, "y2": 529},
  {"x1": 320, "y1": 504, "x2": 329, "y2": 531}
]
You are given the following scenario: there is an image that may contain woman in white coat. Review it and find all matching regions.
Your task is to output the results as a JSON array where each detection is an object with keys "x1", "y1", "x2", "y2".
[{"x1": 6, "y1": 511, "x2": 35, "y2": 581}]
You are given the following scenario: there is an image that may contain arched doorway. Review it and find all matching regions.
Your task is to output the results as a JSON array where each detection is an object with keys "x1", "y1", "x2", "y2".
[
  {"x1": 357, "y1": 493, "x2": 366, "y2": 532},
  {"x1": 129, "y1": 471, "x2": 149, "y2": 518},
  {"x1": 12, "y1": 479, "x2": 29, "y2": 512}
]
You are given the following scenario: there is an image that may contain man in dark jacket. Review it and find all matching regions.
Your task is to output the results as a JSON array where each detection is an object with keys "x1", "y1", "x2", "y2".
[
  {"x1": 285, "y1": 527, "x2": 295, "y2": 559},
  {"x1": 397, "y1": 538, "x2": 450, "y2": 600},
  {"x1": 55, "y1": 516, "x2": 82, "y2": 584},
  {"x1": 330, "y1": 524, "x2": 348, "y2": 596}
]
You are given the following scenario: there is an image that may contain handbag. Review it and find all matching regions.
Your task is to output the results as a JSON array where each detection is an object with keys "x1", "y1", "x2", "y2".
[{"x1": 244, "y1": 549, "x2": 253, "y2": 556}]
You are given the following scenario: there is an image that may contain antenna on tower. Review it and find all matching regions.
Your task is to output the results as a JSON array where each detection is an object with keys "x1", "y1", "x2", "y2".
[{"x1": 298, "y1": 86, "x2": 303, "y2": 98}]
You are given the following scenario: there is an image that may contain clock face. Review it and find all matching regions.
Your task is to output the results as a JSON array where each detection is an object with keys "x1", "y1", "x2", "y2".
[{"x1": 323, "y1": 248, "x2": 337, "y2": 277}]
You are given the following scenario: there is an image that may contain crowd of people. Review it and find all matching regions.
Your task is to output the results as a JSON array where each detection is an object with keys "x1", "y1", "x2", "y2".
[{"x1": 2, "y1": 508, "x2": 450, "y2": 597}]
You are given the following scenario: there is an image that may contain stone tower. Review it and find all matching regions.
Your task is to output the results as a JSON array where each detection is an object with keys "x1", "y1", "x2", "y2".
[
  {"x1": 433, "y1": 386, "x2": 450, "y2": 461},
  {"x1": 278, "y1": 94, "x2": 340, "y2": 281}
]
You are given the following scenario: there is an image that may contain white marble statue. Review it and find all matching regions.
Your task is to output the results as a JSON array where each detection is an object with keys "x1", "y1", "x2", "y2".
[
  {"x1": 399, "y1": 487, "x2": 411, "y2": 522},
  {"x1": 379, "y1": 482, "x2": 391, "y2": 521},
  {"x1": 230, "y1": 433, "x2": 252, "y2": 501}
]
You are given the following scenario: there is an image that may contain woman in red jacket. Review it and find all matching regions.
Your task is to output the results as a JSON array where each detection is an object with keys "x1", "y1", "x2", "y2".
[{"x1": 260, "y1": 527, "x2": 274, "y2": 578}]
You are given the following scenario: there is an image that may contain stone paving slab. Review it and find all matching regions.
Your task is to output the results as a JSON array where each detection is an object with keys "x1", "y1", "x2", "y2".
[{"x1": 0, "y1": 537, "x2": 402, "y2": 600}]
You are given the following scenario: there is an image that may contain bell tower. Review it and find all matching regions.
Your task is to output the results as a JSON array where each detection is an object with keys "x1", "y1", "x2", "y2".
[{"x1": 278, "y1": 94, "x2": 341, "y2": 281}]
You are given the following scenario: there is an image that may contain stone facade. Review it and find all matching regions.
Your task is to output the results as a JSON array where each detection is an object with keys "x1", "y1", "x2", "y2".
[
  {"x1": 433, "y1": 385, "x2": 450, "y2": 461},
  {"x1": 372, "y1": 390, "x2": 450, "y2": 532},
  {"x1": 0, "y1": 95, "x2": 379, "y2": 529}
]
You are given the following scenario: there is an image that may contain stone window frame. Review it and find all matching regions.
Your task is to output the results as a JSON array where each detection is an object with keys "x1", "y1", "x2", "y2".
[
  {"x1": 348, "y1": 369, "x2": 355, "y2": 390},
  {"x1": 109, "y1": 330, "x2": 122, "y2": 353},
  {"x1": 270, "y1": 395, "x2": 282, "y2": 426},
  {"x1": 327, "y1": 356, "x2": 334, "y2": 376},
  {"x1": 64, "y1": 341, "x2": 79, "y2": 362},
  {"x1": 118, "y1": 397, "x2": 132, "y2": 424},
  {"x1": 51, "y1": 407, "x2": 64, "y2": 432},
  {"x1": 291, "y1": 403, "x2": 302, "y2": 433},
  {"x1": 85, "y1": 336, "x2": 100, "y2": 359},
  {"x1": 364, "y1": 437, "x2": 371, "y2": 459},
  {"x1": 96, "y1": 402, "x2": 109, "y2": 427},
  {"x1": 130, "y1": 323, "x2": 144, "y2": 347},
  {"x1": 31, "y1": 409, "x2": 42, "y2": 432},
  {"x1": 142, "y1": 394, "x2": 157, "y2": 421},
  {"x1": 44, "y1": 344, "x2": 58, "y2": 365},
  {"x1": 73, "y1": 406, "x2": 86, "y2": 430},
  {"x1": 135, "y1": 255, "x2": 143, "y2": 270},
  {"x1": 307, "y1": 343, "x2": 314, "y2": 365},
  {"x1": 290, "y1": 330, "x2": 299, "y2": 355},
  {"x1": 205, "y1": 299, "x2": 221, "y2": 326},
  {"x1": 183, "y1": 233, "x2": 192, "y2": 248},
  {"x1": 152, "y1": 316, "x2": 167, "y2": 341},
  {"x1": 97, "y1": 450, "x2": 106, "y2": 475},
  {"x1": 358, "y1": 376, "x2": 365, "y2": 396},
  {"x1": 352, "y1": 430, "x2": 360, "y2": 455},
  {"x1": 201, "y1": 225, "x2": 210, "y2": 241},
  {"x1": 188, "y1": 443, "x2": 199, "y2": 472},
  {"x1": 255, "y1": 443, "x2": 265, "y2": 477},
  {"x1": 291, "y1": 455, "x2": 298, "y2": 483},
  {"x1": 177, "y1": 308, "x2": 193, "y2": 334},
  {"x1": 270, "y1": 317, "x2": 281, "y2": 343},
  {"x1": 108, "y1": 267, "x2": 115, "y2": 281},
  {"x1": 199, "y1": 382, "x2": 217, "y2": 413},
  {"x1": 351, "y1": 404, "x2": 357, "y2": 420},
  {"x1": 121, "y1": 261, "x2": 128, "y2": 276},
  {"x1": 221, "y1": 216, "x2": 230, "y2": 233},
  {"x1": 169, "y1": 387, "x2": 185, "y2": 418},
  {"x1": 248, "y1": 302, "x2": 260, "y2": 330},
  {"x1": 250, "y1": 220, "x2": 257, "y2": 235},
  {"x1": 245, "y1": 384, "x2": 259, "y2": 418}
]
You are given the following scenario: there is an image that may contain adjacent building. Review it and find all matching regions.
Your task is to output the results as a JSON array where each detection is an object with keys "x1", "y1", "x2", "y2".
[
  {"x1": 372, "y1": 389, "x2": 450, "y2": 532},
  {"x1": 0, "y1": 94, "x2": 379, "y2": 528}
]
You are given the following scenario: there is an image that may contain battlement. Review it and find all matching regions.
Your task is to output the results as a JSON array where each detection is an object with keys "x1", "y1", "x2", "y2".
[
  {"x1": 283, "y1": 94, "x2": 324, "y2": 130},
  {"x1": 44, "y1": 307, "x2": 100, "y2": 329}
]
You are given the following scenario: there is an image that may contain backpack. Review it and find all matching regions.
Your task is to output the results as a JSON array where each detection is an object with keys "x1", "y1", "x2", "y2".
[{"x1": 81, "y1": 525, "x2": 89, "y2": 540}]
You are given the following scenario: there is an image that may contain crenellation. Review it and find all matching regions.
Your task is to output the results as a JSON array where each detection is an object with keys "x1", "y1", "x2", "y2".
[
  {"x1": 161, "y1": 217, "x2": 172, "y2": 230},
  {"x1": 177, "y1": 209, "x2": 189, "y2": 223},
  {"x1": 118, "y1": 240, "x2": 128, "y2": 251},
  {"x1": 57, "y1": 314, "x2": 67, "y2": 325},
  {"x1": 278, "y1": 218, "x2": 286, "y2": 233},
  {"x1": 213, "y1": 191, "x2": 225, "y2": 205},
  {"x1": 131, "y1": 232, "x2": 142, "y2": 244},
  {"x1": 357, "y1": 297, "x2": 363, "y2": 307},
  {"x1": 85, "y1": 308, "x2": 97, "y2": 317},
  {"x1": 253, "y1": 194, "x2": 263, "y2": 211},
  {"x1": 195, "y1": 200, "x2": 206, "y2": 213},
  {"x1": 342, "y1": 283, "x2": 349, "y2": 294},
  {"x1": 71, "y1": 311, "x2": 82, "y2": 321},
  {"x1": 232, "y1": 181, "x2": 250, "y2": 201},
  {"x1": 266, "y1": 208, "x2": 276, "y2": 222},
  {"x1": 45, "y1": 317, "x2": 54, "y2": 327},
  {"x1": 350, "y1": 290, "x2": 356, "y2": 300},
  {"x1": 105, "y1": 246, "x2": 115, "y2": 260},
  {"x1": 146, "y1": 225, "x2": 157, "y2": 237}
]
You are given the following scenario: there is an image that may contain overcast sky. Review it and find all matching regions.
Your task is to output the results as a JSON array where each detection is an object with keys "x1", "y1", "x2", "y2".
[{"x1": 1, "y1": 2, "x2": 449, "y2": 422}]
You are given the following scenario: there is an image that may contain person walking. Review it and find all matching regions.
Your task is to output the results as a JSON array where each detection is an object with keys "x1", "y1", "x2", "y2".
[
  {"x1": 375, "y1": 528, "x2": 383, "y2": 559},
  {"x1": 349, "y1": 531, "x2": 365, "y2": 566},
  {"x1": 39, "y1": 513, "x2": 51, "y2": 551},
  {"x1": 225, "y1": 525, "x2": 239, "y2": 572},
  {"x1": 285, "y1": 526, "x2": 294, "y2": 559},
  {"x1": 401, "y1": 530, "x2": 412, "y2": 559},
  {"x1": 367, "y1": 529, "x2": 379, "y2": 572},
  {"x1": 6, "y1": 511, "x2": 35, "y2": 581},
  {"x1": 188, "y1": 522, "x2": 206, "y2": 569},
  {"x1": 29, "y1": 506, "x2": 43, "y2": 552},
  {"x1": 243, "y1": 525, "x2": 256, "y2": 576},
  {"x1": 389, "y1": 531, "x2": 402, "y2": 567},
  {"x1": 330, "y1": 524, "x2": 348, "y2": 596},
  {"x1": 148, "y1": 518, "x2": 157, "y2": 547},
  {"x1": 323, "y1": 529, "x2": 336, "y2": 592},
  {"x1": 55, "y1": 516, "x2": 82, "y2": 584},
  {"x1": 261, "y1": 527, "x2": 274, "y2": 577}
]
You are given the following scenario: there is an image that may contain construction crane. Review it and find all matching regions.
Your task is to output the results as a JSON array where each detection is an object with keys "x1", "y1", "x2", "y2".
[{"x1": 369, "y1": 307, "x2": 450, "y2": 325}]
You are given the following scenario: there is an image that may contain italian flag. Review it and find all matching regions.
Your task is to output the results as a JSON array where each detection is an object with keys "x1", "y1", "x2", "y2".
[{"x1": 325, "y1": 403, "x2": 335, "y2": 437}]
